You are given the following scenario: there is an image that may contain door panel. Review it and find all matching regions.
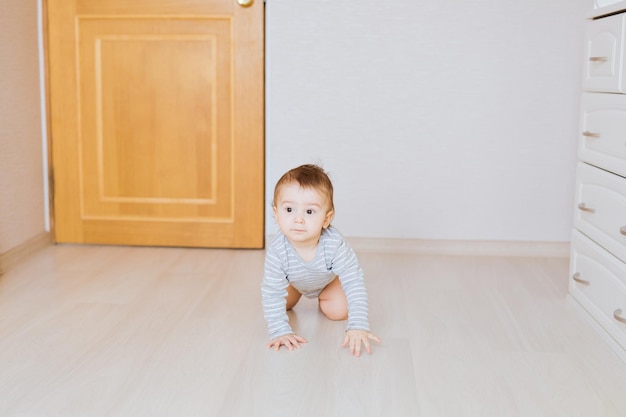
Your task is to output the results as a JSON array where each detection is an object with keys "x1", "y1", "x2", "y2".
[{"x1": 47, "y1": 0, "x2": 264, "y2": 248}]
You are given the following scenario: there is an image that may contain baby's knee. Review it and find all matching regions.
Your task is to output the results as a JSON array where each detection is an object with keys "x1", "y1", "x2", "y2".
[{"x1": 319, "y1": 299, "x2": 348, "y2": 321}]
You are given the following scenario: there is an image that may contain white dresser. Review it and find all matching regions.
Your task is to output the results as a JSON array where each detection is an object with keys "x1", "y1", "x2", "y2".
[{"x1": 569, "y1": 0, "x2": 626, "y2": 361}]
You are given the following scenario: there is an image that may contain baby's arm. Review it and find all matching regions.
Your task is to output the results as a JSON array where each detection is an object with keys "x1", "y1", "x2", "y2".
[
  {"x1": 333, "y1": 240, "x2": 370, "y2": 331},
  {"x1": 262, "y1": 245, "x2": 304, "y2": 348},
  {"x1": 332, "y1": 239, "x2": 381, "y2": 355}
]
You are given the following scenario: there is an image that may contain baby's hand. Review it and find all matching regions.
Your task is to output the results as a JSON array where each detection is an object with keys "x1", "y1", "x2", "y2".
[
  {"x1": 267, "y1": 334, "x2": 308, "y2": 351},
  {"x1": 342, "y1": 330, "x2": 381, "y2": 357}
]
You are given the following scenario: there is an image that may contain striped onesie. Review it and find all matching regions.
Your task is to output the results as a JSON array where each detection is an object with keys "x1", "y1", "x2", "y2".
[{"x1": 261, "y1": 226, "x2": 370, "y2": 340}]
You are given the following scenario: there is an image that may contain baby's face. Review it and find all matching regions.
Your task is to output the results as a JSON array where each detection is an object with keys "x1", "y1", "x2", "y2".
[{"x1": 273, "y1": 183, "x2": 334, "y2": 246}]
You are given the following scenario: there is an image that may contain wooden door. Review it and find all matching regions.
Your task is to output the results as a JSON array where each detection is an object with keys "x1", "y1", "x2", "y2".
[{"x1": 46, "y1": 0, "x2": 264, "y2": 248}]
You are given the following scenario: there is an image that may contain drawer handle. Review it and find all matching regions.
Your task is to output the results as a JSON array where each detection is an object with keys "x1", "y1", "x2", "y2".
[
  {"x1": 577, "y1": 203, "x2": 595, "y2": 213},
  {"x1": 582, "y1": 131, "x2": 600, "y2": 138},
  {"x1": 614, "y1": 309, "x2": 626, "y2": 324},
  {"x1": 589, "y1": 56, "x2": 609, "y2": 62},
  {"x1": 572, "y1": 272, "x2": 590, "y2": 285},
  {"x1": 621, "y1": 226, "x2": 626, "y2": 236}
]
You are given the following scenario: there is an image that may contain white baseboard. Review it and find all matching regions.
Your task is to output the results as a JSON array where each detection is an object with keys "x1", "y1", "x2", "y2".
[
  {"x1": 0, "y1": 232, "x2": 52, "y2": 275},
  {"x1": 345, "y1": 237, "x2": 570, "y2": 258}
]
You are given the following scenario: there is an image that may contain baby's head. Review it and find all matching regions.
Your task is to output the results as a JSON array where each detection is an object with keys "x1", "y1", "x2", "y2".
[{"x1": 273, "y1": 164, "x2": 334, "y2": 214}]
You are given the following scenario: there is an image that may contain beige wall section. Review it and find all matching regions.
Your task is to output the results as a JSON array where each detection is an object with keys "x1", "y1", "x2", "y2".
[{"x1": 0, "y1": 0, "x2": 47, "y2": 260}]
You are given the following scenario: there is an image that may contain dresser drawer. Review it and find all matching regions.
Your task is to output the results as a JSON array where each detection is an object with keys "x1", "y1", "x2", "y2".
[
  {"x1": 570, "y1": 230, "x2": 626, "y2": 350},
  {"x1": 584, "y1": 13, "x2": 626, "y2": 93},
  {"x1": 590, "y1": 1, "x2": 626, "y2": 19},
  {"x1": 574, "y1": 162, "x2": 626, "y2": 263},
  {"x1": 579, "y1": 93, "x2": 626, "y2": 178}
]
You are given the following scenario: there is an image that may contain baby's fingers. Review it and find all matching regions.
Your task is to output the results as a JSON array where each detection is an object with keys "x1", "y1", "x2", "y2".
[
  {"x1": 369, "y1": 333, "x2": 382, "y2": 345},
  {"x1": 287, "y1": 334, "x2": 307, "y2": 350},
  {"x1": 293, "y1": 335, "x2": 308, "y2": 345},
  {"x1": 341, "y1": 333, "x2": 350, "y2": 348},
  {"x1": 280, "y1": 336, "x2": 297, "y2": 351},
  {"x1": 353, "y1": 337, "x2": 363, "y2": 357},
  {"x1": 363, "y1": 333, "x2": 382, "y2": 355},
  {"x1": 266, "y1": 339, "x2": 283, "y2": 350},
  {"x1": 343, "y1": 334, "x2": 361, "y2": 356},
  {"x1": 342, "y1": 331, "x2": 382, "y2": 357},
  {"x1": 267, "y1": 334, "x2": 307, "y2": 352},
  {"x1": 361, "y1": 336, "x2": 371, "y2": 355}
]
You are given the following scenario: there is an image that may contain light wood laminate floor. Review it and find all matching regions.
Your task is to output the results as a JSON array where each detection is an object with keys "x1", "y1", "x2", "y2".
[{"x1": 1, "y1": 244, "x2": 626, "y2": 417}]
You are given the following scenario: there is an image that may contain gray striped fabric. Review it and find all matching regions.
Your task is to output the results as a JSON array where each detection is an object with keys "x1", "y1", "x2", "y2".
[{"x1": 261, "y1": 226, "x2": 370, "y2": 340}]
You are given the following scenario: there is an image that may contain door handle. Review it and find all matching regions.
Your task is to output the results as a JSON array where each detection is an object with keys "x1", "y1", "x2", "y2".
[
  {"x1": 614, "y1": 309, "x2": 626, "y2": 324},
  {"x1": 582, "y1": 131, "x2": 600, "y2": 138},
  {"x1": 577, "y1": 203, "x2": 595, "y2": 213},
  {"x1": 572, "y1": 272, "x2": 590, "y2": 286},
  {"x1": 589, "y1": 56, "x2": 608, "y2": 62},
  {"x1": 237, "y1": 0, "x2": 253, "y2": 7}
]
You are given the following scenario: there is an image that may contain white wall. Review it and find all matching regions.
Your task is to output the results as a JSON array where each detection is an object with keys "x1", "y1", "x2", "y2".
[{"x1": 265, "y1": 0, "x2": 588, "y2": 242}]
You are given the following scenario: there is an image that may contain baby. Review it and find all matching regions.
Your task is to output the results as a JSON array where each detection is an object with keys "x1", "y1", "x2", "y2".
[{"x1": 261, "y1": 164, "x2": 380, "y2": 357}]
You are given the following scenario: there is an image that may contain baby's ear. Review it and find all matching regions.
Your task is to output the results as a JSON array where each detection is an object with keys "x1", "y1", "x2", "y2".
[{"x1": 323, "y1": 209, "x2": 334, "y2": 228}]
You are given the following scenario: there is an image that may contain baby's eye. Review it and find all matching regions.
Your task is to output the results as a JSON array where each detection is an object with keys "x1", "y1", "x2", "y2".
[
  {"x1": 306, "y1": 209, "x2": 314, "y2": 215},
  {"x1": 286, "y1": 207, "x2": 292, "y2": 213}
]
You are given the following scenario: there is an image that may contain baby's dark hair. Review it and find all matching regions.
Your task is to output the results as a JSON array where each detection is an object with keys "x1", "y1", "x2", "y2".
[{"x1": 273, "y1": 164, "x2": 334, "y2": 212}]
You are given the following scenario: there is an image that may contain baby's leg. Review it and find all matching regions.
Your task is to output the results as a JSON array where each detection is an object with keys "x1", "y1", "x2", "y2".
[
  {"x1": 318, "y1": 276, "x2": 348, "y2": 320},
  {"x1": 286, "y1": 284, "x2": 302, "y2": 310}
]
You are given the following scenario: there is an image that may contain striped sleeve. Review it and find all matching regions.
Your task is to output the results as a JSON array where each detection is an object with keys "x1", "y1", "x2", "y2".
[
  {"x1": 327, "y1": 232, "x2": 370, "y2": 332},
  {"x1": 261, "y1": 238, "x2": 293, "y2": 340}
]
